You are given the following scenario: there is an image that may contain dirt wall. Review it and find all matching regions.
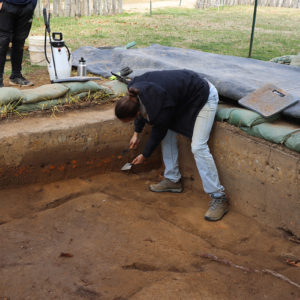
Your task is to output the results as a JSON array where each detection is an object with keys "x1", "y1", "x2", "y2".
[
  {"x1": 0, "y1": 108, "x2": 161, "y2": 187},
  {"x1": 178, "y1": 122, "x2": 300, "y2": 236},
  {"x1": 0, "y1": 107, "x2": 299, "y2": 235}
]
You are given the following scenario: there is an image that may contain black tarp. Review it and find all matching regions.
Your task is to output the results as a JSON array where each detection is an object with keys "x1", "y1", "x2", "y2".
[{"x1": 72, "y1": 44, "x2": 300, "y2": 120}]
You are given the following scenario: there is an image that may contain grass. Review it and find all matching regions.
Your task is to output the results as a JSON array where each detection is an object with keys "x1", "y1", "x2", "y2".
[
  {"x1": 28, "y1": 6, "x2": 299, "y2": 62},
  {"x1": 3, "y1": 6, "x2": 300, "y2": 81}
]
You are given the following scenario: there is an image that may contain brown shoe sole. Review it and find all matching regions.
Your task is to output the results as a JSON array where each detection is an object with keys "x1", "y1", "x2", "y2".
[
  {"x1": 149, "y1": 186, "x2": 183, "y2": 193},
  {"x1": 204, "y1": 208, "x2": 229, "y2": 222},
  {"x1": 9, "y1": 80, "x2": 34, "y2": 87}
]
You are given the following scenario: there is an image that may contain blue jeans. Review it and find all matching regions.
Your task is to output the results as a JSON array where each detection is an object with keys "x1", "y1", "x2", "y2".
[{"x1": 161, "y1": 83, "x2": 225, "y2": 196}]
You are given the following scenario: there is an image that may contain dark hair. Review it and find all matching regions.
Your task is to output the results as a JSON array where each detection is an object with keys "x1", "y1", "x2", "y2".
[{"x1": 115, "y1": 87, "x2": 140, "y2": 119}]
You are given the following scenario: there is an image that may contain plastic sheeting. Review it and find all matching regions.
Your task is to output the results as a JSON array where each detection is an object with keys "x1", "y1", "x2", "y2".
[{"x1": 72, "y1": 44, "x2": 300, "y2": 119}]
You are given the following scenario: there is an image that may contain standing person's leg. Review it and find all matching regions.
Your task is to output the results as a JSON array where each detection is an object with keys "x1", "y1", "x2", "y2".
[
  {"x1": 9, "y1": 2, "x2": 34, "y2": 86},
  {"x1": 191, "y1": 83, "x2": 228, "y2": 221},
  {"x1": 0, "y1": 2, "x2": 14, "y2": 87},
  {"x1": 149, "y1": 130, "x2": 183, "y2": 193}
]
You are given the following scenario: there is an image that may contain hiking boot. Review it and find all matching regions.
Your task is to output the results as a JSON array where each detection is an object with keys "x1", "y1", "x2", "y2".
[
  {"x1": 205, "y1": 194, "x2": 229, "y2": 221},
  {"x1": 9, "y1": 74, "x2": 33, "y2": 87},
  {"x1": 149, "y1": 178, "x2": 183, "y2": 193}
]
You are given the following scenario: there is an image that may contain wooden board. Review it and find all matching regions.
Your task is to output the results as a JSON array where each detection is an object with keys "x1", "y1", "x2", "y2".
[{"x1": 238, "y1": 83, "x2": 299, "y2": 118}]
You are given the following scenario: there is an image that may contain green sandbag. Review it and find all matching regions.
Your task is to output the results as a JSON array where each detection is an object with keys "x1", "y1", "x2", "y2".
[
  {"x1": 0, "y1": 87, "x2": 22, "y2": 106},
  {"x1": 67, "y1": 92, "x2": 89, "y2": 101},
  {"x1": 284, "y1": 132, "x2": 300, "y2": 153},
  {"x1": 242, "y1": 122, "x2": 300, "y2": 145},
  {"x1": 62, "y1": 81, "x2": 108, "y2": 95},
  {"x1": 16, "y1": 98, "x2": 68, "y2": 113},
  {"x1": 216, "y1": 104, "x2": 234, "y2": 121},
  {"x1": 16, "y1": 92, "x2": 90, "y2": 113},
  {"x1": 228, "y1": 108, "x2": 279, "y2": 127},
  {"x1": 22, "y1": 84, "x2": 69, "y2": 104},
  {"x1": 101, "y1": 81, "x2": 128, "y2": 96}
]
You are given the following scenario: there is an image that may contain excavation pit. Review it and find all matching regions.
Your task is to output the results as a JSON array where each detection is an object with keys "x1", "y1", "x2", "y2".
[{"x1": 0, "y1": 104, "x2": 299, "y2": 299}]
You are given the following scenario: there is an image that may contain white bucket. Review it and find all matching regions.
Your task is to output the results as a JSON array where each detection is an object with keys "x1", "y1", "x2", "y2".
[{"x1": 28, "y1": 36, "x2": 51, "y2": 66}]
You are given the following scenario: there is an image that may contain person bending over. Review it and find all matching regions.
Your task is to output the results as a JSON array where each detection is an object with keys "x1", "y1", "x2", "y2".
[
  {"x1": 0, "y1": 0, "x2": 37, "y2": 87},
  {"x1": 115, "y1": 69, "x2": 228, "y2": 221}
]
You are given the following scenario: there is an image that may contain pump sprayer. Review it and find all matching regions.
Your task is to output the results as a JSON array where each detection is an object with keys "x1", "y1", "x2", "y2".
[
  {"x1": 43, "y1": 8, "x2": 71, "y2": 81},
  {"x1": 43, "y1": 8, "x2": 100, "y2": 83}
]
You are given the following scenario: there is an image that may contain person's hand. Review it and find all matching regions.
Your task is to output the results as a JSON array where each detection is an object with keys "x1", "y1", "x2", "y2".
[
  {"x1": 0, "y1": 3, "x2": 3, "y2": 10},
  {"x1": 129, "y1": 132, "x2": 140, "y2": 149},
  {"x1": 131, "y1": 154, "x2": 145, "y2": 165}
]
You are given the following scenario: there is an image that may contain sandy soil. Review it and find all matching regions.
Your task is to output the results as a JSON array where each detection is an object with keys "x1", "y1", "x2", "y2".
[{"x1": 0, "y1": 171, "x2": 299, "y2": 299}]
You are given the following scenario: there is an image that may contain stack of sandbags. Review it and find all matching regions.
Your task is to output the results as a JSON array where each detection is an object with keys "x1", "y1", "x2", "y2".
[
  {"x1": 216, "y1": 103, "x2": 300, "y2": 153},
  {"x1": 0, "y1": 81, "x2": 110, "y2": 114}
]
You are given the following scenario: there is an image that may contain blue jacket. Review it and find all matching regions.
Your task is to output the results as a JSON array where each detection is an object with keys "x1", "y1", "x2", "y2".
[
  {"x1": 0, "y1": 0, "x2": 37, "y2": 7},
  {"x1": 129, "y1": 69, "x2": 210, "y2": 158}
]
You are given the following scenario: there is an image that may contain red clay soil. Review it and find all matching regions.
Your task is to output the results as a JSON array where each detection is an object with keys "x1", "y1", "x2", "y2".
[{"x1": 0, "y1": 171, "x2": 299, "y2": 299}]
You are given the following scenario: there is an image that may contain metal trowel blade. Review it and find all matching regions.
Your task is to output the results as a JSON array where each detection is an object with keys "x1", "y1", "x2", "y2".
[{"x1": 121, "y1": 162, "x2": 132, "y2": 171}]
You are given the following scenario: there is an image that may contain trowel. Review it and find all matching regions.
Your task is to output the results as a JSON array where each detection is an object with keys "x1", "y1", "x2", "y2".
[
  {"x1": 121, "y1": 162, "x2": 133, "y2": 171},
  {"x1": 120, "y1": 148, "x2": 133, "y2": 171}
]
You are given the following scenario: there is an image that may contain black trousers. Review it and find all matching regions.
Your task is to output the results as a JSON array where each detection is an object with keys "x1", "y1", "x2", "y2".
[{"x1": 0, "y1": 1, "x2": 34, "y2": 78}]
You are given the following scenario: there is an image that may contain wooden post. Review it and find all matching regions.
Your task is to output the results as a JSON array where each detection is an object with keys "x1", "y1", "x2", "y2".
[
  {"x1": 107, "y1": 0, "x2": 112, "y2": 14},
  {"x1": 64, "y1": 0, "x2": 71, "y2": 16},
  {"x1": 34, "y1": 0, "x2": 41, "y2": 18},
  {"x1": 112, "y1": 0, "x2": 116, "y2": 13},
  {"x1": 118, "y1": 0, "x2": 122, "y2": 13},
  {"x1": 53, "y1": 0, "x2": 59, "y2": 16},
  {"x1": 75, "y1": 0, "x2": 81, "y2": 17},
  {"x1": 44, "y1": 0, "x2": 50, "y2": 13},
  {"x1": 86, "y1": 0, "x2": 90, "y2": 16},
  {"x1": 83, "y1": 0, "x2": 88, "y2": 16},
  {"x1": 80, "y1": 0, "x2": 84, "y2": 16},
  {"x1": 96, "y1": 0, "x2": 101, "y2": 15},
  {"x1": 70, "y1": 0, "x2": 76, "y2": 17},
  {"x1": 93, "y1": 0, "x2": 97, "y2": 15},
  {"x1": 91, "y1": 0, "x2": 94, "y2": 15}
]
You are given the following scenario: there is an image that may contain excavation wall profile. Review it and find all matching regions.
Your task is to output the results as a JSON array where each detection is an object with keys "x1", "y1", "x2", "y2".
[{"x1": 0, "y1": 107, "x2": 299, "y2": 235}]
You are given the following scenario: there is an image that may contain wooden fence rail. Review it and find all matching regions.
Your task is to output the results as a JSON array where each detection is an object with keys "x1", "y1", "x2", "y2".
[
  {"x1": 35, "y1": 0, "x2": 123, "y2": 17},
  {"x1": 196, "y1": 0, "x2": 300, "y2": 8},
  {"x1": 35, "y1": 0, "x2": 299, "y2": 17}
]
